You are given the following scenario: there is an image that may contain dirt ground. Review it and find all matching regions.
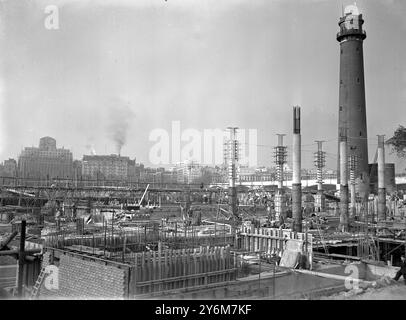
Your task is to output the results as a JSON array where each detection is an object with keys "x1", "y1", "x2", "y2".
[
  {"x1": 324, "y1": 283, "x2": 406, "y2": 300},
  {"x1": 350, "y1": 284, "x2": 406, "y2": 300}
]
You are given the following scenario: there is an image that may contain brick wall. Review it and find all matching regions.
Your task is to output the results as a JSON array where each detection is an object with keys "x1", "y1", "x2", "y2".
[{"x1": 39, "y1": 249, "x2": 129, "y2": 299}]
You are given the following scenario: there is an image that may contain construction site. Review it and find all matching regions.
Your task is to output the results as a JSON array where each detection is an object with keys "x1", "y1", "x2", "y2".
[{"x1": 1, "y1": 4, "x2": 406, "y2": 300}]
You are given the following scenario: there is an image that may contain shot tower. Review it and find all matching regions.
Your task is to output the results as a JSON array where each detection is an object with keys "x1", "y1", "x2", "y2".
[{"x1": 336, "y1": 4, "x2": 370, "y2": 199}]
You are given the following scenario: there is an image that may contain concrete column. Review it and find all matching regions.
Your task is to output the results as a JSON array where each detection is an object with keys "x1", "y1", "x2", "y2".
[
  {"x1": 292, "y1": 184, "x2": 302, "y2": 231},
  {"x1": 17, "y1": 219, "x2": 26, "y2": 297},
  {"x1": 349, "y1": 155, "x2": 357, "y2": 217},
  {"x1": 275, "y1": 134, "x2": 287, "y2": 223},
  {"x1": 292, "y1": 106, "x2": 302, "y2": 232},
  {"x1": 275, "y1": 193, "x2": 286, "y2": 223},
  {"x1": 339, "y1": 136, "x2": 349, "y2": 232},
  {"x1": 314, "y1": 141, "x2": 326, "y2": 212},
  {"x1": 350, "y1": 183, "x2": 356, "y2": 217},
  {"x1": 377, "y1": 135, "x2": 386, "y2": 221},
  {"x1": 227, "y1": 127, "x2": 239, "y2": 223},
  {"x1": 315, "y1": 191, "x2": 325, "y2": 212}
]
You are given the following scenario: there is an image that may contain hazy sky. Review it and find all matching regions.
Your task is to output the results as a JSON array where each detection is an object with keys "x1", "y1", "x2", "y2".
[{"x1": 0, "y1": 0, "x2": 405, "y2": 171}]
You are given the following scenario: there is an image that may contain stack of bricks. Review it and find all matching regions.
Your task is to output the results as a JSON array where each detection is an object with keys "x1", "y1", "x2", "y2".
[{"x1": 39, "y1": 249, "x2": 129, "y2": 299}]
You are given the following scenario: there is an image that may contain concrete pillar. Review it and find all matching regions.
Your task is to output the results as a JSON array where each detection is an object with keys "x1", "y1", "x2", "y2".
[
  {"x1": 350, "y1": 182, "x2": 356, "y2": 217},
  {"x1": 292, "y1": 106, "x2": 302, "y2": 232},
  {"x1": 227, "y1": 127, "x2": 239, "y2": 224},
  {"x1": 315, "y1": 191, "x2": 325, "y2": 212},
  {"x1": 292, "y1": 184, "x2": 301, "y2": 231},
  {"x1": 17, "y1": 219, "x2": 26, "y2": 297},
  {"x1": 314, "y1": 141, "x2": 326, "y2": 212},
  {"x1": 339, "y1": 136, "x2": 349, "y2": 232},
  {"x1": 377, "y1": 135, "x2": 386, "y2": 221},
  {"x1": 274, "y1": 134, "x2": 287, "y2": 223},
  {"x1": 274, "y1": 193, "x2": 286, "y2": 222}
]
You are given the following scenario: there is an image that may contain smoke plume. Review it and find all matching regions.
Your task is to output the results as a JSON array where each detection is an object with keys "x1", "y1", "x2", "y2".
[
  {"x1": 107, "y1": 99, "x2": 135, "y2": 156},
  {"x1": 85, "y1": 143, "x2": 96, "y2": 155}
]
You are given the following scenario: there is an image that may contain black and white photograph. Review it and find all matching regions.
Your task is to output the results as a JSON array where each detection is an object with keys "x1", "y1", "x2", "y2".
[{"x1": 0, "y1": 0, "x2": 406, "y2": 305}]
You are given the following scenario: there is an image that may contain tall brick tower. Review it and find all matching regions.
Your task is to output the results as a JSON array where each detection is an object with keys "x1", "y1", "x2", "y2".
[{"x1": 336, "y1": 4, "x2": 369, "y2": 199}]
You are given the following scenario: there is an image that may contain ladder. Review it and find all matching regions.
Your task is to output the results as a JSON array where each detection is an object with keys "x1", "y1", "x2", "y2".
[
  {"x1": 316, "y1": 223, "x2": 329, "y2": 254},
  {"x1": 29, "y1": 267, "x2": 46, "y2": 299}
]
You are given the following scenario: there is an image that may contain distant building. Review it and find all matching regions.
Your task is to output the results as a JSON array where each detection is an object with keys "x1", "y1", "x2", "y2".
[
  {"x1": 211, "y1": 166, "x2": 227, "y2": 184},
  {"x1": 140, "y1": 167, "x2": 167, "y2": 184},
  {"x1": 18, "y1": 137, "x2": 73, "y2": 182},
  {"x1": 73, "y1": 160, "x2": 82, "y2": 181},
  {"x1": 0, "y1": 158, "x2": 17, "y2": 185},
  {"x1": 81, "y1": 154, "x2": 136, "y2": 181},
  {"x1": 174, "y1": 161, "x2": 202, "y2": 184},
  {"x1": 239, "y1": 166, "x2": 274, "y2": 183},
  {"x1": 2, "y1": 158, "x2": 17, "y2": 177}
]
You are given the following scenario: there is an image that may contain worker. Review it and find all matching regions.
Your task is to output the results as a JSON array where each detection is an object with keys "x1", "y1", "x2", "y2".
[{"x1": 393, "y1": 255, "x2": 406, "y2": 284}]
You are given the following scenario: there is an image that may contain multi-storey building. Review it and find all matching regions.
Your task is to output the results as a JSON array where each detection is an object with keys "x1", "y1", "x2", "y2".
[
  {"x1": 81, "y1": 154, "x2": 136, "y2": 181},
  {"x1": 1, "y1": 158, "x2": 17, "y2": 177},
  {"x1": 72, "y1": 160, "x2": 83, "y2": 181},
  {"x1": 18, "y1": 137, "x2": 73, "y2": 182},
  {"x1": 174, "y1": 161, "x2": 203, "y2": 184},
  {"x1": 0, "y1": 158, "x2": 18, "y2": 185}
]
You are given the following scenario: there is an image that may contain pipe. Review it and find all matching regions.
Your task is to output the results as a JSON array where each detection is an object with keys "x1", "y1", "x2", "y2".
[
  {"x1": 0, "y1": 248, "x2": 41, "y2": 256},
  {"x1": 377, "y1": 135, "x2": 386, "y2": 221},
  {"x1": 293, "y1": 268, "x2": 373, "y2": 285},
  {"x1": 292, "y1": 106, "x2": 302, "y2": 232}
]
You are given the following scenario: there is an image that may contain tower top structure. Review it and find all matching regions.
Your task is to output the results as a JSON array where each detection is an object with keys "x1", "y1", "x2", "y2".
[{"x1": 337, "y1": 3, "x2": 366, "y2": 42}]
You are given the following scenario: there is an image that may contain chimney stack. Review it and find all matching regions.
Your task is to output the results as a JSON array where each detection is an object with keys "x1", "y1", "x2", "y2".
[{"x1": 292, "y1": 106, "x2": 302, "y2": 232}]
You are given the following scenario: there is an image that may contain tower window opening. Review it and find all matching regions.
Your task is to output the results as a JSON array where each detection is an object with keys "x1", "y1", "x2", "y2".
[
  {"x1": 357, "y1": 78, "x2": 360, "y2": 83},
  {"x1": 339, "y1": 106, "x2": 343, "y2": 111},
  {"x1": 340, "y1": 80, "x2": 343, "y2": 84},
  {"x1": 359, "y1": 131, "x2": 362, "y2": 136}
]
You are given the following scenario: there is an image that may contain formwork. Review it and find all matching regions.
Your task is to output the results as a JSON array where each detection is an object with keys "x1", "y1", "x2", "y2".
[
  {"x1": 131, "y1": 245, "x2": 236, "y2": 296},
  {"x1": 39, "y1": 244, "x2": 236, "y2": 299}
]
